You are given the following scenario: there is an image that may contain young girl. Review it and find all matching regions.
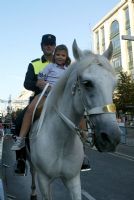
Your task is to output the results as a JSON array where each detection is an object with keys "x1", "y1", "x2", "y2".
[{"x1": 11, "y1": 44, "x2": 71, "y2": 150}]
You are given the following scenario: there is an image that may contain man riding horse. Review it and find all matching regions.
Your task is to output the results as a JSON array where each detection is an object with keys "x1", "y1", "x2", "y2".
[{"x1": 13, "y1": 34, "x2": 56, "y2": 175}]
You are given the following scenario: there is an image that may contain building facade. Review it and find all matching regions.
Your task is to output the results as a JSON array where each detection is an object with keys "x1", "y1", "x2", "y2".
[
  {"x1": 92, "y1": 0, "x2": 134, "y2": 77},
  {"x1": 11, "y1": 88, "x2": 33, "y2": 111}
]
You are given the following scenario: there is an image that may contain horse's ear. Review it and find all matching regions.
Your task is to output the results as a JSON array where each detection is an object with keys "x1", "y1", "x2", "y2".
[
  {"x1": 72, "y1": 39, "x2": 83, "y2": 60},
  {"x1": 103, "y1": 41, "x2": 113, "y2": 60}
]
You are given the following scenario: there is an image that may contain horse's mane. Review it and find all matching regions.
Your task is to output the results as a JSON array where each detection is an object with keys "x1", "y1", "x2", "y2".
[{"x1": 47, "y1": 50, "x2": 115, "y2": 107}]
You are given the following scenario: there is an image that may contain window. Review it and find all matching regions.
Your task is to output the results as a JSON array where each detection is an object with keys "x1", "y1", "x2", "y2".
[
  {"x1": 112, "y1": 35, "x2": 120, "y2": 53},
  {"x1": 124, "y1": 7, "x2": 133, "y2": 69},
  {"x1": 112, "y1": 55, "x2": 122, "y2": 72},
  {"x1": 101, "y1": 27, "x2": 105, "y2": 52},
  {"x1": 124, "y1": 7, "x2": 130, "y2": 28},
  {"x1": 95, "y1": 31, "x2": 100, "y2": 53},
  {"x1": 110, "y1": 21, "x2": 121, "y2": 54},
  {"x1": 110, "y1": 20, "x2": 119, "y2": 37},
  {"x1": 110, "y1": 20, "x2": 121, "y2": 71}
]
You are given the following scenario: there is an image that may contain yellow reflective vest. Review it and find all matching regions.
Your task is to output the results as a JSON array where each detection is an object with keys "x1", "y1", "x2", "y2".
[{"x1": 32, "y1": 59, "x2": 49, "y2": 75}]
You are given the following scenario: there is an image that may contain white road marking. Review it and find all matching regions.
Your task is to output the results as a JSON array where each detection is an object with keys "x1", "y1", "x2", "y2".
[
  {"x1": 109, "y1": 152, "x2": 134, "y2": 162},
  {"x1": 91, "y1": 147, "x2": 134, "y2": 162},
  {"x1": 82, "y1": 189, "x2": 96, "y2": 200}
]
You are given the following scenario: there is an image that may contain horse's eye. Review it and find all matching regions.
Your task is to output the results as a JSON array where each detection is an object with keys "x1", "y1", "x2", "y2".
[{"x1": 82, "y1": 80, "x2": 93, "y2": 88}]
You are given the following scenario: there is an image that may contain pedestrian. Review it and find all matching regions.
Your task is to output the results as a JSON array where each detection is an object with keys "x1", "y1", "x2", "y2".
[{"x1": 0, "y1": 118, "x2": 4, "y2": 131}]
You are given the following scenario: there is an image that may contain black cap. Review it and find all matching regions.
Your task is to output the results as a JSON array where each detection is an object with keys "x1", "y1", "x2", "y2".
[{"x1": 41, "y1": 34, "x2": 56, "y2": 46}]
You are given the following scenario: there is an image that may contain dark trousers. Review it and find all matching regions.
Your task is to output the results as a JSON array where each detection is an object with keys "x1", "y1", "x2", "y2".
[{"x1": 14, "y1": 106, "x2": 28, "y2": 161}]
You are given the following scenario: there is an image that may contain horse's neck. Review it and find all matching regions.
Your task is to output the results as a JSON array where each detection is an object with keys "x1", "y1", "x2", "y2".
[
  {"x1": 38, "y1": 74, "x2": 83, "y2": 134},
  {"x1": 53, "y1": 86, "x2": 82, "y2": 127}
]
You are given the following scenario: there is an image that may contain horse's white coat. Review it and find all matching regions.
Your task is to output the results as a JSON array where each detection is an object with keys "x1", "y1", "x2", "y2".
[{"x1": 29, "y1": 40, "x2": 121, "y2": 200}]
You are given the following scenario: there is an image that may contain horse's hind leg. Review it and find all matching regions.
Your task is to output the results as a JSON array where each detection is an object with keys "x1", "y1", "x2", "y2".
[
  {"x1": 37, "y1": 173, "x2": 52, "y2": 200},
  {"x1": 26, "y1": 146, "x2": 37, "y2": 199},
  {"x1": 62, "y1": 173, "x2": 82, "y2": 200},
  {"x1": 30, "y1": 164, "x2": 37, "y2": 200}
]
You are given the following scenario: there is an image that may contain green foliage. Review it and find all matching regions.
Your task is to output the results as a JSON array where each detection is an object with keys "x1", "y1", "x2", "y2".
[{"x1": 113, "y1": 71, "x2": 134, "y2": 113}]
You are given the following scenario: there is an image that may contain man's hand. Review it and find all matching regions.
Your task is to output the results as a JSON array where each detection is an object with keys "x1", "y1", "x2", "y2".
[{"x1": 36, "y1": 79, "x2": 46, "y2": 90}]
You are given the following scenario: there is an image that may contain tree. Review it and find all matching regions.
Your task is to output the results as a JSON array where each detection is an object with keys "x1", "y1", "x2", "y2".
[{"x1": 113, "y1": 71, "x2": 134, "y2": 114}]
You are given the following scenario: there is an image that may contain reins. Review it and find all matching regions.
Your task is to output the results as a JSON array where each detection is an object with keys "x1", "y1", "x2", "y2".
[{"x1": 32, "y1": 83, "x2": 50, "y2": 124}]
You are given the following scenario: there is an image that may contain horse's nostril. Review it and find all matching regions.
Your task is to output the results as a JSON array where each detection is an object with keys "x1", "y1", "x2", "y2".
[
  {"x1": 101, "y1": 132, "x2": 110, "y2": 143},
  {"x1": 95, "y1": 132, "x2": 120, "y2": 152}
]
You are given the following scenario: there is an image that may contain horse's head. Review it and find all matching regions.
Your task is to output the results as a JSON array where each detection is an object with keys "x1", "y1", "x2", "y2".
[{"x1": 72, "y1": 40, "x2": 121, "y2": 152}]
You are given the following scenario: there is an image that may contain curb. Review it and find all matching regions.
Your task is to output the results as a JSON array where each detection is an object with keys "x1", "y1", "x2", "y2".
[
  {"x1": 0, "y1": 129, "x2": 7, "y2": 200},
  {"x1": 0, "y1": 180, "x2": 5, "y2": 200}
]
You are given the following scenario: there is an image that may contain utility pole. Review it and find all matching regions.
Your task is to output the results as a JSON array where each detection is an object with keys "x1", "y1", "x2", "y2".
[{"x1": 7, "y1": 95, "x2": 12, "y2": 114}]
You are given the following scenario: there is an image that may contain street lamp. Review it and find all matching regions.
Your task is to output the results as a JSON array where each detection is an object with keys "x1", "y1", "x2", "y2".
[{"x1": 121, "y1": 35, "x2": 134, "y2": 41}]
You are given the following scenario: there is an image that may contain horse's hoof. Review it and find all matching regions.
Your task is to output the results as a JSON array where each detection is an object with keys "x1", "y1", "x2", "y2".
[{"x1": 31, "y1": 195, "x2": 37, "y2": 200}]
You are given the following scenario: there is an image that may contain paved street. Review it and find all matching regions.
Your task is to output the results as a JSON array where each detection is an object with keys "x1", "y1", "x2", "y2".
[{"x1": 1, "y1": 127, "x2": 134, "y2": 200}]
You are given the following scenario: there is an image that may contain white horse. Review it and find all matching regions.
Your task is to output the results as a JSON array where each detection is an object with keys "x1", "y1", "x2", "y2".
[{"x1": 29, "y1": 40, "x2": 121, "y2": 200}]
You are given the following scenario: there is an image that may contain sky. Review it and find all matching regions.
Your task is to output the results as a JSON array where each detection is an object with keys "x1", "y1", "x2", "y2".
[{"x1": 0, "y1": 0, "x2": 120, "y2": 101}]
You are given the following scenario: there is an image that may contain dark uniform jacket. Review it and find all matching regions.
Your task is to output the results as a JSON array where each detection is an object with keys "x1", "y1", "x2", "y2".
[{"x1": 24, "y1": 55, "x2": 48, "y2": 97}]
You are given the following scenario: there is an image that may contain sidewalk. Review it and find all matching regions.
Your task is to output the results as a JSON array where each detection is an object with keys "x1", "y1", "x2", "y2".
[
  {"x1": 116, "y1": 126, "x2": 134, "y2": 157},
  {"x1": 0, "y1": 129, "x2": 6, "y2": 200},
  {"x1": 125, "y1": 127, "x2": 134, "y2": 146},
  {"x1": 119, "y1": 123, "x2": 134, "y2": 146}
]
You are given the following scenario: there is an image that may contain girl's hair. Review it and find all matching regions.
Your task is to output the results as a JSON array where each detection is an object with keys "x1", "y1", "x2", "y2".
[{"x1": 53, "y1": 44, "x2": 71, "y2": 66}]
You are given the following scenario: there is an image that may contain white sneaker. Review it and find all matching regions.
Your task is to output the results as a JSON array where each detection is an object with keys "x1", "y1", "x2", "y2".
[{"x1": 11, "y1": 137, "x2": 25, "y2": 151}]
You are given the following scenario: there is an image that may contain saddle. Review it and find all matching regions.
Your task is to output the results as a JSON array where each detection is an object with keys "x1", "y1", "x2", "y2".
[{"x1": 33, "y1": 106, "x2": 43, "y2": 122}]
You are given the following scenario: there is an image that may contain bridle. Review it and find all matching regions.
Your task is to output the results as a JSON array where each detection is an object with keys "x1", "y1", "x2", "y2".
[{"x1": 56, "y1": 75, "x2": 116, "y2": 147}]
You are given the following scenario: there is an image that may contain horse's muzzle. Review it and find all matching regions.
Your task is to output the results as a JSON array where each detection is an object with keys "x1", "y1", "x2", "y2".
[{"x1": 94, "y1": 130, "x2": 121, "y2": 152}]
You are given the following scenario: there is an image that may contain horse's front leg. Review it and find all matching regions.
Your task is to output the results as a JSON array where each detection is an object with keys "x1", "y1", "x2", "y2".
[
  {"x1": 62, "y1": 173, "x2": 82, "y2": 200},
  {"x1": 37, "y1": 172, "x2": 52, "y2": 200}
]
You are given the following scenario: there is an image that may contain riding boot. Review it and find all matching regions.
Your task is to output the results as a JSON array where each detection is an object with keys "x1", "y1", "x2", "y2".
[
  {"x1": 14, "y1": 156, "x2": 27, "y2": 176},
  {"x1": 13, "y1": 107, "x2": 27, "y2": 175}
]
